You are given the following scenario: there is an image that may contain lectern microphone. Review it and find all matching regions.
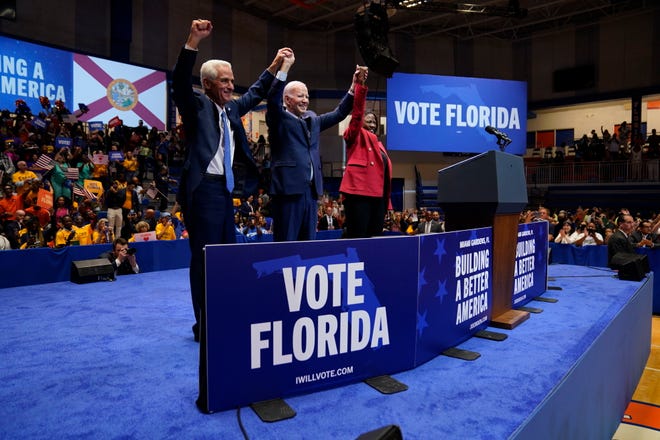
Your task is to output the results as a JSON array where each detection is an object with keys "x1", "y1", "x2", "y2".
[{"x1": 485, "y1": 125, "x2": 512, "y2": 149}]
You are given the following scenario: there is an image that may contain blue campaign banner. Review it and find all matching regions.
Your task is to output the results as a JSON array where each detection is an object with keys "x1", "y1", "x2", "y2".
[
  {"x1": 108, "y1": 150, "x2": 124, "y2": 162},
  {"x1": 512, "y1": 221, "x2": 549, "y2": 307},
  {"x1": 415, "y1": 228, "x2": 492, "y2": 365},
  {"x1": 0, "y1": 36, "x2": 72, "y2": 114},
  {"x1": 204, "y1": 237, "x2": 419, "y2": 412},
  {"x1": 88, "y1": 121, "x2": 105, "y2": 132},
  {"x1": 387, "y1": 73, "x2": 527, "y2": 155},
  {"x1": 32, "y1": 117, "x2": 47, "y2": 130},
  {"x1": 55, "y1": 136, "x2": 73, "y2": 149}
]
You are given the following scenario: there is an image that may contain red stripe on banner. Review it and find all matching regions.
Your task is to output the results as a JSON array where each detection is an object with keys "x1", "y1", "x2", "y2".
[
  {"x1": 76, "y1": 96, "x2": 113, "y2": 122},
  {"x1": 132, "y1": 102, "x2": 164, "y2": 130},
  {"x1": 74, "y1": 53, "x2": 114, "y2": 87},
  {"x1": 133, "y1": 70, "x2": 165, "y2": 93}
]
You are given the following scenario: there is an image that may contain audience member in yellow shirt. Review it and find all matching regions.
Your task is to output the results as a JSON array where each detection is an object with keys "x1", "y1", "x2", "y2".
[
  {"x1": 155, "y1": 212, "x2": 176, "y2": 240},
  {"x1": 121, "y1": 150, "x2": 138, "y2": 181},
  {"x1": 12, "y1": 161, "x2": 39, "y2": 195},
  {"x1": 55, "y1": 215, "x2": 78, "y2": 248},
  {"x1": 72, "y1": 214, "x2": 92, "y2": 245}
]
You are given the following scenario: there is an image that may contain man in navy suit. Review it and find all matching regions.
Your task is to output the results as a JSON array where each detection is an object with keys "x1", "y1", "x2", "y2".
[
  {"x1": 172, "y1": 19, "x2": 291, "y2": 413},
  {"x1": 266, "y1": 54, "x2": 358, "y2": 241}
]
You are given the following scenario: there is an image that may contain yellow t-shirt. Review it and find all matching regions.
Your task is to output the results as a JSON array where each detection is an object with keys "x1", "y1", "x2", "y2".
[
  {"x1": 122, "y1": 190, "x2": 133, "y2": 210},
  {"x1": 155, "y1": 223, "x2": 176, "y2": 240},
  {"x1": 122, "y1": 157, "x2": 138, "y2": 173},
  {"x1": 55, "y1": 228, "x2": 78, "y2": 247},
  {"x1": 73, "y1": 225, "x2": 92, "y2": 245},
  {"x1": 12, "y1": 170, "x2": 38, "y2": 194},
  {"x1": 92, "y1": 164, "x2": 108, "y2": 178}
]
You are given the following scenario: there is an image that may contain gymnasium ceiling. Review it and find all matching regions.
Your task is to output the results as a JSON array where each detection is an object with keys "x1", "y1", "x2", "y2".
[{"x1": 223, "y1": 0, "x2": 658, "y2": 41}]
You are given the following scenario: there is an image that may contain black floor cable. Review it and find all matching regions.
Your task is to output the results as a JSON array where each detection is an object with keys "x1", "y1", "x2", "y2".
[{"x1": 237, "y1": 407, "x2": 250, "y2": 440}]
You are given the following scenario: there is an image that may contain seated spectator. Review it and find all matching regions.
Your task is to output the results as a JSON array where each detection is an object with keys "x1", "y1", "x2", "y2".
[
  {"x1": 129, "y1": 221, "x2": 150, "y2": 243},
  {"x1": 318, "y1": 206, "x2": 339, "y2": 231},
  {"x1": 121, "y1": 209, "x2": 140, "y2": 240},
  {"x1": 2, "y1": 209, "x2": 24, "y2": 248},
  {"x1": 238, "y1": 195, "x2": 256, "y2": 218},
  {"x1": 53, "y1": 196, "x2": 73, "y2": 225},
  {"x1": 143, "y1": 208, "x2": 157, "y2": 231},
  {"x1": 0, "y1": 223, "x2": 11, "y2": 250},
  {"x1": 72, "y1": 213, "x2": 92, "y2": 245},
  {"x1": 92, "y1": 218, "x2": 114, "y2": 244},
  {"x1": 99, "y1": 237, "x2": 139, "y2": 277},
  {"x1": 607, "y1": 214, "x2": 637, "y2": 267},
  {"x1": 155, "y1": 212, "x2": 176, "y2": 240},
  {"x1": 0, "y1": 183, "x2": 21, "y2": 221},
  {"x1": 570, "y1": 221, "x2": 604, "y2": 246},
  {"x1": 19, "y1": 216, "x2": 46, "y2": 249},
  {"x1": 11, "y1": 161, "x2": 39, "y2": 195},
  {"x1": 24, "y1": 199, "x2": 51, "y2": 229},
  {"x1": 54, "y1": 215, "x2": 78, "y2": 248},
  {"x1": 415, "y1": 210, "x2": 443, "y2": 234},
  {"x1": 242, "y1": 216, "x2": 267, "y2": 239},
  {"x1": 630, "y1": 220, "x2": 659, "y2": 249},
  {"x1": 554, "y1": 221, "x2": 575, "y2": 244}
]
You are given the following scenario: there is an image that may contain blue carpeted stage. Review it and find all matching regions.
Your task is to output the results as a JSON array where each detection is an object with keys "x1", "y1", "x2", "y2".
[{"x1": 0, "y1": 264, "x2": 651, "y2": 439}]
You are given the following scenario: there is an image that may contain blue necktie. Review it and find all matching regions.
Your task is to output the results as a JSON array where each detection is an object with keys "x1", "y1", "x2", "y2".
[{"x1": 221, "y1": 111, "x2": 234, "y2": 193}]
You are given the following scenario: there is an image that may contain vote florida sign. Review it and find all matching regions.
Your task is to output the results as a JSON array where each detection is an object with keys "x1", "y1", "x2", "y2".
[
  {"x1": 204, "y1": 228, "x2": 495, "y2": 412},
  {"x1": 387, "y1": 73, "x2": 527, "y2": 155}
]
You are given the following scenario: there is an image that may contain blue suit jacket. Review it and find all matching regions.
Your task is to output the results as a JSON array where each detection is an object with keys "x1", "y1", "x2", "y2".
[
  {"x1": 172, "y1": 47, "x2": 273, "y2": 211},
  {"x1": 266, "y1": 79, "x2": 353, "y2": 196}
]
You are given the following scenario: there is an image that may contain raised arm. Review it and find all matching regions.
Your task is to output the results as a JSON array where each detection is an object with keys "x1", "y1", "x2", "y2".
[{"x1": 344, "y1": 66, "x2": 368, "y2": 145}]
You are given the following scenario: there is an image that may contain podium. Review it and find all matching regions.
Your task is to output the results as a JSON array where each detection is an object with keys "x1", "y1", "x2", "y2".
[{"x1": 437, "y1": 150, "x2": 529, "y2": 329}]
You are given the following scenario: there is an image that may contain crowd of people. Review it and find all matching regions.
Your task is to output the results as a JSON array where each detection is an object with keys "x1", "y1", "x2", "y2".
[
  {"x1": 0, "y1": 92, "x2": 190, "y2": 250},
  {"x1": 539, "y1": 123, "x2": 660, "y2": 182}
]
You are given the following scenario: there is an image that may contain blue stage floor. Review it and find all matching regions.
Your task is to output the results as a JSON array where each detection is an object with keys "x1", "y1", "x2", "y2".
[{"x1": 0, "y1": 264, "x2": 652, "y2": 439}]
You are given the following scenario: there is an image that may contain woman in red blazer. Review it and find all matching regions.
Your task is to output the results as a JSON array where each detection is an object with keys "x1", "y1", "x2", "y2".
[{"x1": 340, "y1": 66, "x2": 393, "y2": 238}]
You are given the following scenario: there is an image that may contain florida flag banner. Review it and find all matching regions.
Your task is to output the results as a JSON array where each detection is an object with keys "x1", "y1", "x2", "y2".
[
  {"x1": 0, "y1": 35, "x2": 167, "y2": 130},
  {"x1": 73, "y1": 54, "x2": 167, "y2": 130}
]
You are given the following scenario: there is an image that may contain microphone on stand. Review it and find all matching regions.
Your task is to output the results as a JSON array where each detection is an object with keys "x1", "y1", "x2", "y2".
[{"x1": 485, "y1": 126, "x2": 512, "y2": 150}]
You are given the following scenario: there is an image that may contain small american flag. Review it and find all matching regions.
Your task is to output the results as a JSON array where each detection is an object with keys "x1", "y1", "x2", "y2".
[
  {"x1": 73, "y1": 183, "x2": 97, "y2": 201},
  {"x1": 65, "y1": 167, "x2": 79, "y2": 180},
  {"x1": 34, "y1": 154, "x2": 54, "y2": 170}
]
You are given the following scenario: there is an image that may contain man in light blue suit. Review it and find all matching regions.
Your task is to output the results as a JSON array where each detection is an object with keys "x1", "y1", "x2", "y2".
[
  {"x1": 267, "y1": 54, "x2": 358, "y2": 241},
  {"x1": 172, "y1": 18, "x2": 291, "y2": 413}
]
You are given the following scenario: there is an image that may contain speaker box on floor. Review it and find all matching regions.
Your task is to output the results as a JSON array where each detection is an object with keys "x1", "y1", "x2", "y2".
[
  {"x1": 355, "y1": 424, "x2": 402, "y2": 440},
  {"x1": 610, "y1": 253, "x2": 649, "y2": 281},
  {"x1": 71, "y1": 258, "x2": 114, "y2": 284}
]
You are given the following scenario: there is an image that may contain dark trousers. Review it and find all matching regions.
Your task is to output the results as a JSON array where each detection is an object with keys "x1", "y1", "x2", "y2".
[
  {"x1": 342, "y1": 193, "x2": 387, "y2": 238},
  {"x1": 271, "y1": 185, "x2": 317, "y2": 242},
  {"x1": 185, "y1": 175, "x2": 235, "y2": 412}
]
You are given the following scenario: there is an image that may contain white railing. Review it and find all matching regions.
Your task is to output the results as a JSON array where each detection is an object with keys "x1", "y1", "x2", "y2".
[{"x1": 525, "y1": 160, "x2": 659, "y2": 185}]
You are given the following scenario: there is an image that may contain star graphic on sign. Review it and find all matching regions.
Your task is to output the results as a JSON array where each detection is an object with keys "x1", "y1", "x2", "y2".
[
  {"x1": 418, "y1": 266, "x2": 429, "y2": 297},
  {"x1": 416, "y1": 309, "x2": 429, "y2": 337},
  {"x1": 434, "y1": 238, "x2": 447, "y2": 263},
  {"x1": 435, "y1": 279, "x2": 449, "y2": 303}
]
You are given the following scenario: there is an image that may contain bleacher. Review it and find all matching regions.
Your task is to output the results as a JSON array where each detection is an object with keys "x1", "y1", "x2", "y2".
[{"x1": 415, "y1": 166, "x2": 439, "y2": 211}]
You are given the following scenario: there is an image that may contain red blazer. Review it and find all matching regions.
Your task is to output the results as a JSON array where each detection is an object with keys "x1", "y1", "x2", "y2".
[{"x1": 340, "y1": 84, "x2": 393, "y2": 203}]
